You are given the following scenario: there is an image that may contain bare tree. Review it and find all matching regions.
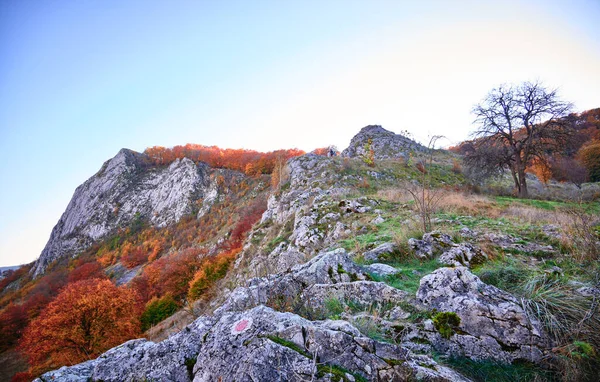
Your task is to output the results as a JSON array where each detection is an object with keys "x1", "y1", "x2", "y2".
[
  {"x1": 470, "y1": 81, "x2": 573, "y2": 198},
  {"x1": 404, "y1": 135, "x2": 444, "y2": 233}
]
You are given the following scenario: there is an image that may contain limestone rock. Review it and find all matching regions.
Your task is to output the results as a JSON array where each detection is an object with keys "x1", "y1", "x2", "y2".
[
  {"x1": 416, "y1": 267, "x2": 550, "y2": 364},
  {"x1": 216, "y1": 249, "x2": 368, "y2": 314},
  {"x1": 341, "y1": 125, "x2": 426, "y2": 160},
  {"x1": 39, "y1": 306, "x2": 470, "y2": 382},
  {"x1": 36, "y1": 317, "x2": 213, "y2": 382},
  {"x1": 363, "y1": 242, "x2": 398, "y2": 262},
  {"x1": 364, "y1": 263, "x2": 399, "y2": 277},
  {"x1": 31, "y1": 149, "x2": 247, "y2": 277},
  {"x1": 438, "y1": 243, "x2": 487, "y2": 268},
  {"x1": 300, "y1": 281, "x2": 411, "y2": 314}
]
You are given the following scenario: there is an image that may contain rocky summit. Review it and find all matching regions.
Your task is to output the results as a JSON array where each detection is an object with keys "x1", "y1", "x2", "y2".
[{"x1": 341, "y1": 125, "x2": 426, "y2": 160}]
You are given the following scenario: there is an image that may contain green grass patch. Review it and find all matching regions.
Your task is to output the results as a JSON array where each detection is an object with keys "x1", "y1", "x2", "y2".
[
  {"x1": 265, "y1": 335, "x2": 310, "y2": 358},
  {"x1": 372, "y1": 258, "x2": 441, "y2": 294},
  {"x1": 317, "y1": 363, "x2": 368, "y2": 382},
  {"x1": 443, "y1": 358, "x2": 557, "y2": 382}
]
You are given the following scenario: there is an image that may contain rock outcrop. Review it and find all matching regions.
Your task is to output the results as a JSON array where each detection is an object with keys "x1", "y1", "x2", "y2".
[
  {"x1": 31, "y1": 149, "x2": 246, "y2": 277},
  {"x1": 413, "y1": 267, "x2": 550, "y2": 364},
  {"x1": 36, "y1": 306, "x2": 471, "y2": 382},
  {"x1": 341, "y1": 125, "x2": 426, "y2": 160}
]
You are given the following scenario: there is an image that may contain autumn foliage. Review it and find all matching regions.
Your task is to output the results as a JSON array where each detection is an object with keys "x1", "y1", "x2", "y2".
[
  {"x1": 578, "y1": 140, "x2": 600, "y2": 182},
  {"x1": 144, "y1": 144, "x2": 304, "y2": 175},
  {"x1": 20, "y1": 279, "x2": 141, "y2": 374},
  {"x1": 188, "y1": 248, "x2": 238, "y2": 301}
]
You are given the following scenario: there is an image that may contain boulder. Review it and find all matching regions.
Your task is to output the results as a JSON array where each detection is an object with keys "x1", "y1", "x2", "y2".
[
  {"x1": 363, "y1": 242, "x2": 398, "y2": 262},
  {"x1": 341, "y1": 125, "x2": 426, "y2": 160},
  {"x1": 300, "y1": 281, "x2": 410, "y2": 315},
  {"x1": 215, "y1": 249, "x2": 368, "y2": 314},
  {"x1": 415, "y1": 267, "x2": 550, "y2": 364},
  {"x1": 364, "y1": 263, "x2": 399, "y2": 277},
  {"x1": 438, "y1": 243, "x2": 487, "y2": 268}
]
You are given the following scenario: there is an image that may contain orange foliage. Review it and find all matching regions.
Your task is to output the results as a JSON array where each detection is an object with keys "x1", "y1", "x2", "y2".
[
  {"x1": 527, "y1": 158, "x2": 553, "y2": 184},
  {"x1": 144, "y1": 144, "x2": 304, "y2": 175},
  {"x1": 67, "y1": 261, "x2": 106, "y2": 283},
  {"x1": 578, "y1": 140, "x2": 600, "y2": 182},
  {"x1": 20, "y1": 279, "x2": 141, "y2": 374},
  {"x1": 132, "y1": 248, "x2": 206, "y2": 303},
  {"x1": 10, "y1": 372, "x2": 34, "y2": 382},
  {"x1": 0, "y1": 303, "x2": 27, "y2": 351},
  {"x1": 228, "y1": 197, "x2": 267, "y2": 249},
  {"x1": 188, "y1": 248, "x2": 239, "y2": 301}
]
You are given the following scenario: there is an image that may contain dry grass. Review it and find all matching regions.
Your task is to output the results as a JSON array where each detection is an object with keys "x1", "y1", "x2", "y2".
[
  {"x1": 376, "y1": 188, "x2": 413, "y2": 203},
  {"x1": 145, "y1": 309, "x2": 196, "y2": 342},
  {"x1": 500, "y1": 205, "x2": 570, "y2": 226},
  {"x1": 437, "y1": 191, "x2": 500, "y2": 218}
]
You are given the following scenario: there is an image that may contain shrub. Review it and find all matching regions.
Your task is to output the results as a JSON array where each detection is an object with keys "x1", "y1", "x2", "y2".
[
  {"x1": 141, "y1": 295, "x2": 179, "y2": 331},
  {"x1": 577, "y1": 141, "x2": 600, "y2": 182},
  {"x1": 188, "y1": 249, "x2": 238, "y2": 301},
  {"x1": 432, "y1": 311, "x2": 461, "y2": 339}
]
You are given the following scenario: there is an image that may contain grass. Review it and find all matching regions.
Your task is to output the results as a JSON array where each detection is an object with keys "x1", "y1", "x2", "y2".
[
  {"x1": 316, "y1": 363, "x2": 368, "y2": 382},
  {"x1": 442, "y1": 357, "x2": 557, "y2": 382},
  {"x1": 370, "y1": 258, "x2": 441, "y2": 294},
  {"x1": 494, "y1": 196, "x2": 600, "y2": 214},
  {"x1": 265, "y1": 335, "x2": 310, "y2": 358}
]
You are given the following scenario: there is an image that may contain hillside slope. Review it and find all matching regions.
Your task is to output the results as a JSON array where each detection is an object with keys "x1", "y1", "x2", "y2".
[{"x1": 4, "y1": 126, "x2": 599, "y2": 381}]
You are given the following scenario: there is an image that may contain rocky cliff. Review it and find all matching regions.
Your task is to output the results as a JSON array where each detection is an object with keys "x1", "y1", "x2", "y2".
[
  {"x1": 32, "y1": 148, "x2": 244, "y2": 277},
  {"x1": 341, "y1": 125, "x2": 426, "y2": 160}
]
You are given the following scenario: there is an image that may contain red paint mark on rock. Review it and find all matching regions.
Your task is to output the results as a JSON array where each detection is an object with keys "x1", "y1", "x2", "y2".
[
  {"x1": 235, "y1": 319, "x2": 249, "y2": 332},
  {"x1": 231, "y1": 317, "x2": 253, "y2": 335}
]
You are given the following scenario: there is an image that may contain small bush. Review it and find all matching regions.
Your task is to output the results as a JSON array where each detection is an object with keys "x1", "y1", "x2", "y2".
[
  {"x1": 432, "y1": 311, "x2": 461, "y2": 339},
  {"x1": 141, "y1": 295, "x2": 179, "y2": 331}
]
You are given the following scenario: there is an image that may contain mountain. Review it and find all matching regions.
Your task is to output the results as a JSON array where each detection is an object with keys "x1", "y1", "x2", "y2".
[
  {"x1": 31, "y1": 149, "x2": 246, "y2": 277},
  {"x1": 3, "y1": 125, "x2": 599, "y2": 382}
]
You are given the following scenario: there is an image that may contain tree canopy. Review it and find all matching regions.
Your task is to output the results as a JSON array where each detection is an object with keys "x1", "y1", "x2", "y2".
[
  {"x1": 20, "y1": 279, "x2": 141, "y2": 374},
  {"x1": 468, "y1": 81, "x2": 573, "y2": 197}
]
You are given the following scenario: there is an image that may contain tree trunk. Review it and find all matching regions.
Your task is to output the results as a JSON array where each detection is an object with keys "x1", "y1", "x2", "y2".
[
  {"x1": 518, "y1": 168, "x2": 529, "y2": 198},
  {"x1": 510, "y1": 166, "x2": 519, "y2": 193}
]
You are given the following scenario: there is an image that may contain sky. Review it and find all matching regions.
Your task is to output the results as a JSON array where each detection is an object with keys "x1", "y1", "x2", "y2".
[{"x1": 0, "y1": 0, "x2": 599, "y2": 267}]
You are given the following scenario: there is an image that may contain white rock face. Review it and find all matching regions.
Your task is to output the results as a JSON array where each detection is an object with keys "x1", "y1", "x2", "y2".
[{"x1": 31, "y1": 149, "x2": 235, "y2": 277}]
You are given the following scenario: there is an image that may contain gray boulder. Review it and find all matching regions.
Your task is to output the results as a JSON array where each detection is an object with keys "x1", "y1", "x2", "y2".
[
  {"x1": 38, "y1": 306, "x2": 471, "y2": 382},
  {"x1": 363, "y1": 242, "x2": 398, "y2": 262},
  {"x1": 300, "y1": 281, "x2": 410, "y2": 315},
  {"x1": 409, "y1": 231, "x2": 454, "y2": 259},
  {"x1": 36, "y1": 317, "x2": 213, "y2": 382},
  {"x1": 438, "y1": 243, "x2": 487, "y2": 268},
  {"x1": 415, "y1": 267, "x2": 550, "y2": 364},
  {"x1": 216, "y1": 249, "x2": 368, "y2": 314},
  {"x1": 364, "y1": 263, "x2": 399, "y2": 277}
]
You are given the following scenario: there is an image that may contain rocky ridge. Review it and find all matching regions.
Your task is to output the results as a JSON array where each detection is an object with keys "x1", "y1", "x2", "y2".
[{"x1": 32, "y1": 149, "x2": 247, "y2": 277}]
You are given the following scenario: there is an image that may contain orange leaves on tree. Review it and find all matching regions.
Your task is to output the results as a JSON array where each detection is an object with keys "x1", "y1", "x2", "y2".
[
  {"x1": 527, "y1": 158, "x2": 553, "y2": 184},
  {"x1": 577, "y1": 140, "x2": 600, "y2": 182},
  {"x1": 67, "y1": 261, "x2": 106, "y2": 284},
  {"x1": 188, "y1": 248, "x2": 239, "y2": 301},
  {"x1": 19, "y1": 279, "x2": 141, "y2": 374},
  {"x1": 143, "y1": 144, "x2": 304, "y2": 175}
]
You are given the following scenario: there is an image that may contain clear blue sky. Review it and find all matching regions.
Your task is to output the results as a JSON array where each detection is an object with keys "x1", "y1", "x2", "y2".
[{"x1": 1, "y1": 0, "x2": 599, "y2": 266}]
